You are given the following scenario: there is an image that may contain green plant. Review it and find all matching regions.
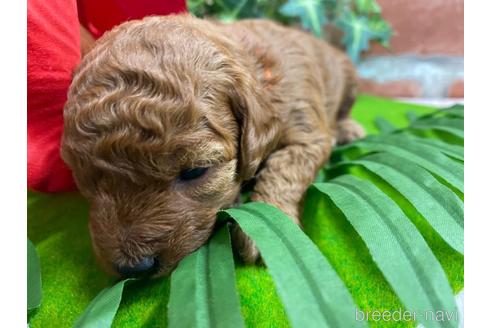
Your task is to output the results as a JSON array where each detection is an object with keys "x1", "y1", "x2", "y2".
[
  {"x1": 187, "y1": 0, "x2": 392, "y2": 62},
  {"x1": 68, "y1": 105, "x2": 463, "y2": 328}
]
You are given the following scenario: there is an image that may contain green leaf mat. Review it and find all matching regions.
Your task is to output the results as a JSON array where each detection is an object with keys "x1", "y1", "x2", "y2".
[{"x1": 27, "y1": 95, "x2": 463, "y2": 328}]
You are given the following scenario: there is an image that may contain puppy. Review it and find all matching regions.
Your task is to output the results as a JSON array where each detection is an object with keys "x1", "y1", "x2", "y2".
[{"x1": 61, "y1": 14, "x2": 364, "y2": 277}]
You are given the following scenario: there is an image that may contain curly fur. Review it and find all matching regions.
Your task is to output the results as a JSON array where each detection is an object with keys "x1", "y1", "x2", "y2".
[{"x1": 61, "y1": 14, "x2": 364, "y2": 276}]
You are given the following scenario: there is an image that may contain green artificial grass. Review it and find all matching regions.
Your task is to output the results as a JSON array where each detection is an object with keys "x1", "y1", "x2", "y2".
[
  {"x1": 27, "y1": 95, "x2": 463, "y2": 328},
  {"x1": 350, "y1": 95, "x2": 436, "y2": 135}
]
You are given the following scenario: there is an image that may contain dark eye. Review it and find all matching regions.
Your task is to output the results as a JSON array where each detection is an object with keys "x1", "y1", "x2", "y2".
[{"x1": 179, "y1": 167, "x2": 208, "y2": 181}]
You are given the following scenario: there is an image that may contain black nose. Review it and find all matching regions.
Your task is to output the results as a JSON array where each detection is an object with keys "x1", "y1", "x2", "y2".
[{"x1": 116, "y1": 256, "x2": 158, "y2": 277}]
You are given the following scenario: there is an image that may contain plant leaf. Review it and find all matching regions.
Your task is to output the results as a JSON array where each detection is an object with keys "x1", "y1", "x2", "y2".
[
  {"x1": 350, "y1": 152, "x2": 464, "y2": 253},
  {"x1": 168, "y1": 224, "x2": 244, "y2": 328},
  {"x1": 406, "y1": 111, "x2": 419, "y2": 122},
  {"x1": 28, "y1": 239, "x2": 42, "y2": 312},
  {"x1": 374, "y1": 116, "x2": 396, "y2": 133},
  {"x1": 431, "y1": 105, "x2": 464, "y2": 119},
  {"x1": 359, "y1": 131, "x2": 464, "y2": 161},
  {"x1": 333, "y1": 134, "x2": 464, "y2": 193},
  {"x1": 448, "y1": 105, "x2": 464, "y2": 114},
  {"x1": 336, "y1": 10, "x2": 392, "y2": 62},
  {"x1": 186, "y1": 0, "x2": 207, "y2": 16},
  {"x1": 417, "y1": 106, "x2": 464, "y2": 121},
  {"x1": 413, "y1": 116, "x2": 463, "y2": 128},
  {"x1": 410, "y1": 117, "x2": 464, "y2": 139},
  {"x1": 354, "y1": 0, "x2": 381, "y2": 15},
  {"x1": 442, "y1": 106, "x2": 464, "y2": 119},
  {"x1": 73, "y1": 279, "x2": 133, "y2": 328},
  {"x1": 214, "y1": 0, "x2": 259, "y2": 22},
  {"x1": 403, "y1": 134, "x2": 464, "y2": 161},
  {"x1": 314, "y1": 175, "x2": 458, "y2": 328},
  {"x1": 280, "y1": 0, "x2": 327, "y2": 37},
  {"x1": 220, "y1": 202, "x2": 367, "y2": 328}
]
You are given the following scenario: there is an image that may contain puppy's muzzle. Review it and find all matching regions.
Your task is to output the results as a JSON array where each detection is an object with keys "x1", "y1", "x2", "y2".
[{"x1": 115, "y1": 256, "x2": 159, "y2": 278}]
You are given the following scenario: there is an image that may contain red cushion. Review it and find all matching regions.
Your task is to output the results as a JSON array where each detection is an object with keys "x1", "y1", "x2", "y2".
[
  {"x1": 28, "y1": 0, "x2": 187, "y2": 192},
  {"x1": 28, "y1": 0, "x2": 81, "y2": 192},
  {"x1": 78, "y1": 0, "x2": 187, "y2": 38}
]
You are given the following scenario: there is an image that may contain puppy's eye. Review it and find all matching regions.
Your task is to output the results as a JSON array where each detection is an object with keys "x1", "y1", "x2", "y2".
[{"x1": 179, "y1": 167, "x2": 208, "y2": 181}]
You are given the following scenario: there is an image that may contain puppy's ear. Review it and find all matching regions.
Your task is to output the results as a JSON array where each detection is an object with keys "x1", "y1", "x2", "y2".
[{"x1": 231, "y1": 80, "x2": 280, "y2": 181}]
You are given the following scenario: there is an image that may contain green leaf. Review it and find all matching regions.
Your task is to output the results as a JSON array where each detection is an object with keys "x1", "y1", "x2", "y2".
[
  {"x1": 406, "y1": 111, "x2": 419, "y2": 122},
  {"x1": 168, "y1": 224, "x2": 244, "y2": 328},
  {"x1": 410, "y1": 117, "x2": 464, "y2": 139},
  {"x1": 73, "y1": 279, "x2": 133, "y2": 328},
  {"x1": 442, "y1": 105, "x2": 464, "y2": 119},
  {"x1": 418, "y1": 105, "x2": 464, "y2": 121},
  {"x1": 280, "y1": 0, "x2": 328, "y2": 37},
  {"x1": 336, "y1": 10, "x2": 392, "y2": 62},
  {"x1": 334, "y1": 134, "x2": 464, "y2": 193},
  {"x1": 314, "y1": 175, "x2": 458, "y2": 328},
  {"x1": 354, "y1": 0, "x2": 381, "y2": 15},
  {"x1": 374, "y1": 116, "x2": 396, "y2": 133},
  {"x1": 404, "y1": 134, "x2": 464, "y2": 161},
  {"x1": 367, "y1": 17, "x2": 393, "y2": 48},
  {"x1": 214, "y1": 0, "x2": 259, "y2": 21},
  {"x1": 350, "y1": 152, "x2": 464, "y2": 253},
  {"x1": 220, "y1": 202, "x2": 367, "y2": 328},
  {"x1": 186, "y1": 0, "x2": 207, "y2": 15},
  {"x1": 28, "y1": 239, "x2": 42, "y2": 312}
]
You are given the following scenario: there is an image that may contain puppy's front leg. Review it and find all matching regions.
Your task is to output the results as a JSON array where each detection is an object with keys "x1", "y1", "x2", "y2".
[
  {"x1": 234, "y1": 137, "x2": 333, "y2": 263},
  {"x1": 253, "y1": 139, "x2": 332, "y2": 222}
]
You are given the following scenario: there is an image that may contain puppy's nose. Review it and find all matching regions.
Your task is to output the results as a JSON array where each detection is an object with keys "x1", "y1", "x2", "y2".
[{"x1": 116, "y1": 256, "x2": 158, "y2": 277}]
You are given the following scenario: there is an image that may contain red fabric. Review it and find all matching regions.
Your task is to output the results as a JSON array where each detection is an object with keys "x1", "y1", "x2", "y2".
[
  {"x1": 28, "y1": 0, "x2": 188, "y2": 192},
  {"x1": 28, "y1": 0, "x2": 81, "y2": 192},
  {"x1": 78, "y1": 0, "x2": 187, "y2": 38}
]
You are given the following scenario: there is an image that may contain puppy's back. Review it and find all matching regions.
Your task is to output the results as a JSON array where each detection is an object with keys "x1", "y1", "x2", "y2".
[{"x1": 223, "y1": 18, "x2": 356, "y2": 126}]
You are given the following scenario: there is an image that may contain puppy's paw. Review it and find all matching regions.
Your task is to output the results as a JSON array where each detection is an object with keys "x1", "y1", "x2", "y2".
[
  {"x1": 336, "y1": 118, "x2": 366, "y2": 145},
  {"x1": 231, "y1": 224, "x2": 261, "y2": 264}
]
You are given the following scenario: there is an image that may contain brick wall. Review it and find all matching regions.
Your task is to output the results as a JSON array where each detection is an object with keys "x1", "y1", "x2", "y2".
[{"x1": 358, "y1": 0, "x2": 464, "y2": 98}]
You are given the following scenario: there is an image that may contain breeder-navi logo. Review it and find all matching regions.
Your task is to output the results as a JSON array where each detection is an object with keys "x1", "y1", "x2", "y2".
[{"x1": 355, "y1": 308, "x2": 460, "y2": 323}]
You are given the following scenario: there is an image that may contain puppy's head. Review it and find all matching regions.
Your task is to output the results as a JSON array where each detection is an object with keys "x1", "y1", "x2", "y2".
[{"x1": 61, "y1": 15, "x2": 279, "y2": 277}]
